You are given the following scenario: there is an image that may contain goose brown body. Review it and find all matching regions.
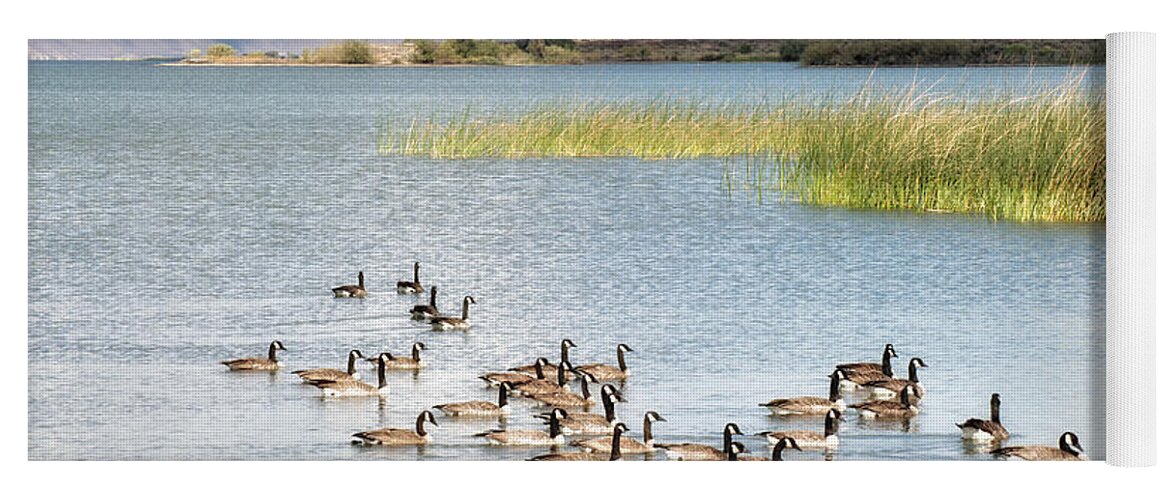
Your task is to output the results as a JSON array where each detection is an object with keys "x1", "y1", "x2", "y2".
[
  {"x1": 221, "y1": 341, "x2": 286, "y2": 371},
  {"x1": 332, "y1": 271, "x2": 367, "y2": 298}
]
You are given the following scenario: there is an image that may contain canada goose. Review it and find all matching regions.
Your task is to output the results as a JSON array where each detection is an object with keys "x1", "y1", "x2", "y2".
[
  {"x1": 221, "y1": 341, "x2": 286, "y2": 371},
  {"x1": 655, "y1": 423, "x2": 744, "y2": 461},
  {"x1": 724, "y1": 442, "x2": 757, "y2": 461},
  {"x1": 332, "y1": 271, "x2": 367, "y2": 298},
  {"x1": 530, "y1": 423, "x2": 628, "y2": 461},
  {"x1": 993, "y1": 432, "x2": 1084, "y2": 461},
  {"x1": 310, "y1": 353, "x2": 391, "y2": 398},
  {"x1": 513, "y1": 361, "x2": 572, "y2": 397},
  {"x1": 760, "y1": 369, "x2": 846, "y2": 415},
  {"x1": 352, "y1": 410, "x2": 439, "y2": 446},
  {"x1": 433, "y1": 383, "x2": 513, "y2": 417},
  {"x1": 575, "y1": 343, "x2": 633, "y2": 382},
  {"x1": 396, "y1": 262, "x2": 424, "y2": 294},
  {"x1": 957, "y1": 393, "x2": 1010, "y2": 441},
  {"x1": 531, "y1": 371, "x2": 599, "y2": 408},
  {"x1": 510, "y1": 339, "x2": 578, "y2": 380},
  {"x1": 849, "y1": 385, "x2": 919, "y2": 419},
  {"x1": 574, "y1": 411, "x2": 664, "y2": 454},
  {"x1": 537, "y1": 384, "x2": 624, "y2": 435},
  {"x1": 476, "y1": 408, "x2": 567, "y2": 446},
  {"x1": 759, "y1": 409, "x2": 841, "y2": 449},
  {"x1": 431, "y1": 296, "x2": 475, "y2": 331},
  {"x1": 481, "y1": 357, "x2": 547, "y2": 387},
  {"x1": 293, "y1": 349, "x2": 363, "y2": 383},
  {"x1": 865, "y1": 357, "x2": 927, "y2": 400},
  {"x1": 385, "y1": 342, "x2": 429, "y2": 370},
  {"x1": 837, "y1": 344, "x2": 897, "y2": 390},
  {"x1": 769, "y1": 436, "x2": 803, "y2": 461},
  {"x1": 731, "y1": 437, "x2": 803, "y2": 461},
  {"x1": 410, "y1": 286, "x2": 440, "y2": 320}
]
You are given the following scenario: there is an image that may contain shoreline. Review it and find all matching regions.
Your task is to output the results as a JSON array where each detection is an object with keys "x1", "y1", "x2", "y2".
[{"x1": 155, "y1": 60, "x2": 1105, "y2": 69}]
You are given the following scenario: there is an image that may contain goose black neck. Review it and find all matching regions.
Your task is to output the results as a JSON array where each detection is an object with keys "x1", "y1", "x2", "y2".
[
  {"x1": 428, "y1": 287, "x2": 437, "y2": 307},
  {"x1": 358, "y1": 272, "x2": 365, "y2": 289},
  {"x1": 534, "y1": 361, "x2": 546, "y2": 380},
  {"x1": 560, "y1": 343, "x2": 571, "y2": 366},
  {"x1": 580, "y1": 377, "x2": 591, "y2": 400},
  {"x1": 991, "y1": 397, "x2": 1001, "y2": 423},
  {"x1": 723, "y1": 426, "x2": 735, "y2": 454},
  {"x1": 412, "y1": 264, "x2": 419, "y2": 284},
  {"x1": 609, "y1": 428, "x2": 624, "y2": 461},
  {"x1": 497, "y1": 383, "x2": 509, "y2": 408},
  {"x1": 881, "y1": 349, "x2": 893, "y2": 377},
  {"x1": 346, "y1": 353, "x2": 357, "y2": 374},
  {"x1": 829, "y1": 372, "x2": 841, "y2": 401},
  {"x1": 617, "y1": 346, "x2": 627, "y2": 372},
  {"x1": 908, "y1": 361, "x2": 919, "y2": 383},
  {"x1": 412, "y1": 345, "x2": 422, "y2": 362},
  {"x1": 602, "y1": 390, "x2": 615, "y2": 422},
  {"x1": 643, "y1": 415, "x2": 654, "y2": 444},
  {"x1": 415, "y1": 413, "x2": 427, "y2": 437},
  {"x1": 268, "y1": 343, "x2": 279, "y2": 362},
  {"x1": 461, "y1": 298, "x2": 470, "y2": 320},
  {"x1": 825, "y1": 412, "x2": 839, "y2": 437},
  {"x1": 377, "y1": 359, "x2": 387, "y2": 389},
  {"x1": 771, "y1": 441, "x2": 787, "y2": 461},
  {"x1": 548, "y1": 415, "x2": 561, "y2": 438},
  {"x1": 556, "y1": 364, "x2": 567, "y2": 387}
]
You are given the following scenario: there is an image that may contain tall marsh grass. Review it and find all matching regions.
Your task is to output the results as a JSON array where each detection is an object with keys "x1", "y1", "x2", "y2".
[{"x1": 382, "y1": 83, "x2": 1104, "y2": 222}]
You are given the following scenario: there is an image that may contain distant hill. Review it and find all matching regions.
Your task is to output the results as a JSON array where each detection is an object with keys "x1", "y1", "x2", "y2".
[{"x1": 28, "y1": 39, "x2": 400, "y2": 60}]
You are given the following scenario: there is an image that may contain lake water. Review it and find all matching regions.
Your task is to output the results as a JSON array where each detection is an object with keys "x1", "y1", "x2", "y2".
[{"x1": 28, "y1": 61, "x2": 1105, "y2": 460}]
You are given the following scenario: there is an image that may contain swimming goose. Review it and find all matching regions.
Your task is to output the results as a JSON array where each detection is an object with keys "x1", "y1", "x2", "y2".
[
  {"x1": 396, "y1": 262, "x2": 424, "y2": 294},
  {"x1": 221, "y1": 341, "x2": 286, "y2": 371},
  {"x1": 575, "y1": 343, "x2": 633, "y2": 382},
  {"x1": 849, "y1": 385, "x2": 919, "y2": 419},
  {"x1": 530, "y1": 423, "x2": 628, "y2": 461},
  {"x1": 476, "y1": 408, "x2": 567, "y2": 446},
  {"x1": 655, "y1": 423, "x2": 744, "y2": 461},
  {"x1": 433, "y1": 383, "x2": 513, "y2": 417},
  {"x1": 431, "y1": 296, "x2": 475, "y2": 331},
  {"x1": 759, "y1": 369, "x2": 846, "y2": 415},
  {"x1": 352, "y1": 410, "x2": 439, "y2": 446},
  {"x1": 957, "y1": 393, "x2": 1010, "y2": 442},
  {"x1": 993, "y1": 432, "x2": 1084, "y2": 461},
  {"x1": 724, "y1": 442, "x2": 753, "y2": 461},
  {"x1": 537, "y1": 384, "x2": 624, "y2": 435},
  {"x1": 510, "y1": 339, "x2": 577, "y2": 380},
  {"x1": 737, "y1": 437, "x2": 803, "y2": 461},
  {"x1": 410, "y1": 286, "x2": 440, "y2": 320},
  {"x1": 531, "y1": 371, "x2": 599, "y2": 409},
  {"x1": 513, "y1": 361, "x2": 572, "y2": 397},
  {"x1": 385, "y1": 342, "x2": 429, "y2": 370},
  {"x1": 480, "y1": 358, "x2": 547, "y2": 387},
  {"x1": 332, "y1": 271, "x2": 367, "y2": 298},
  {"x1": 310, "y1": 353, "x2": 391, "y2": 398},
  {"x1": 836, "y1": 344, "x2": 898, "y2": 390},
  {"x1": 293, "y1": 349, "x2": 363, "y2": 383},
  {"x1": 573, "y1": 411, "x2": 664, "y2": 454},
  {"x1": 864, "y1": 357, "x2": 927, "y2": 400},
  {"x1": 758, "y1": 409, "x2": 841, "y2": 450}
]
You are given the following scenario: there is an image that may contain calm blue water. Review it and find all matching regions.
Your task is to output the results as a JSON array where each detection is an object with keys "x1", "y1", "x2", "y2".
[{"x1": 28, "y1": 61, "x2": 1104, "y2": 460}]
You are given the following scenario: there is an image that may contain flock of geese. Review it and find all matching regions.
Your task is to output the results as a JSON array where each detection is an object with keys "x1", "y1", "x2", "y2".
[{"x1": 220, "y1": 264, "x2": 1087, "y2": 461}]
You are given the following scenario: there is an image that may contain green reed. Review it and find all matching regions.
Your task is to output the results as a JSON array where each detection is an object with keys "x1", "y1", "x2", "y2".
[{"x1": 382, "y1": 83, "x2": 1104, "y2": 222}]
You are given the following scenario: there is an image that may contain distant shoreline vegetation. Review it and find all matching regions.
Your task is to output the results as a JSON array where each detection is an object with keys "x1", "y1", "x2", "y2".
[
  {"x1": 167, "y1": 39, "x2": 1106, "y2": 67},
  {"x1": 382, "y1": 80, "x2": 1105, "y2": 223}
]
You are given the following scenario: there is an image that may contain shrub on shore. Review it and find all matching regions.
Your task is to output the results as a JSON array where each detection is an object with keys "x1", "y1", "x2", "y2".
[{"x1": 304, "y1": 40, "x2": 375, "y2": 64}]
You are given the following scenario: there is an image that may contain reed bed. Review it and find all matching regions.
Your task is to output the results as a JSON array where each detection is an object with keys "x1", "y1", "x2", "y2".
[{"x1": 382, "y1": 84, "x2": 1104, "y2": 222}]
